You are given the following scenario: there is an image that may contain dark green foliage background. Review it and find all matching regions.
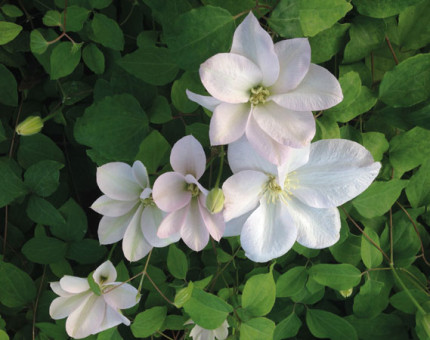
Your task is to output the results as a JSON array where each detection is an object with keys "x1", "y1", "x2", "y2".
[{"x1": 0, "y1": 0, "x2": 430, "y2": 339}]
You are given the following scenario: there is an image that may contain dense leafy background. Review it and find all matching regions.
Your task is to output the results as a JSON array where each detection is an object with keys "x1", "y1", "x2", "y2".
[{"x1": 1, "y1": 0, "x2": 430, "y2": 339}]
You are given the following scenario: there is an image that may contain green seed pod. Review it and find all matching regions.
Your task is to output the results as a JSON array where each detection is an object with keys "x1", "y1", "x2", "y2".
[
  {"x1": 16, "y1": 116, "x2": 44, "y2": 136},
  {"x1": 206, "y1": 187, "x2": 225, "y2": 214}
]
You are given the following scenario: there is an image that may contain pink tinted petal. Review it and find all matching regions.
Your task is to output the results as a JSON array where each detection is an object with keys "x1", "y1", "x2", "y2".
[
  {"x1": 223, "y1": 211, "x2": 252, "y2": 237},
  {"x1": 142, "y1": 205, "x2": 180, "y2": 247},
  {"x1": 231, "y1": 12, "x2": 279, "y2": 87},
  {"x1": 181, "y1": 199, "x2": 209, "y2": 251},
  {"x1": 227, "y1": 136, "x2": 277, "y2": 174},
  {"x1": 271, "y1": 64, "x2": 343, "y2": 111},
  {"x1": 292, "y1": 139, "x2": 381, "y2": 208},
  {"x1": 209, "y1": 102, "x2": 250, "y2": 145},
  {"x1": 98, "y1": 305, "x2": 130, "y2": 332},
  {"x1": 93, "y1": 261, "x2": 117, "y2": 285},
  {"x1": 91, "y1": 195, "x2": 136, "y2": 217},
  {"x1": 96, "y1": 162, "x2": 141, "y2": 201},
  {"x1": 285, "y1": 197, "x2": 340, "y2": 248},
  {"x1": 222, "y1": 170, "x2": 267, "y2": 221},
  {"x1": 122, "y1": 205, "x2": 152, "y2": 261},
  {"x1": 186, "y1": 90, "x2": 222, "y2": 111},
  {"x1": 49, "y1": 293, "x2": 90, "y2": 319},
  {"x1": 157, "y1": 206, "x2": 188, "y2": 239},
  {"x1": 184, "y1": 174, "x2": 208, "y2": 196},
  {"x1": 198, "y1": 195, "x2": 225, "y2": 241},
  {"x1": 103, "y1": 283, "x2": 139, "y2": 310},
  {"x1": 200, "y1": 53, "x2": 262, "y2": 104},
  {"x1": 152, "y1": 172, "x2": 191, "y2": 212},
  {"x1": 97, "y1": 208, "x2": 136, "y2": 245},
  {"x1": 170, "y1": 135, "x2": 206, "y2": 179},
  {"x1": 271, "y1": 39, "x2": 311, "y2": 94},
  {"x1": 253, "y1": 101, "x2": 315, "y2": 147},
  {"x1": 277, "y1": 145, "x2": 310, "y2": 187},
  {"x1": 132, "y1": 161, "x2": 149, "y2": 189},
  {"x1": 241, "y1": 199, "x2": 297, "y2": 262},
  {"x1": 213, "y1": 320, "x2": 229, "y2": 339},
  {"x1": 60, "y1": 276, "x2": 90, "y2": 294},
  {"x1": 246, "y1": 115, "x2": 292, "y2": 165}
]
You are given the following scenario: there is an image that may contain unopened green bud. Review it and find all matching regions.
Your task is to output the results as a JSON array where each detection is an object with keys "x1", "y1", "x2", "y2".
[
  {"x1": 206, "y1": 187, "x2": 225, "y2": 214},
  {"x1": 339, "y1": 288, "x2": 353, "y2": 298},
  {"x1": 16, "y1": 116, "x2": 43, "y2": 136}
]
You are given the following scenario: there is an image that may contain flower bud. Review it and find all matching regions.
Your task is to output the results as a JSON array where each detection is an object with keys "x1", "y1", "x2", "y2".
[
  {"x1": 206, "y1": 187, "x2": 225, "y2": 214},
  {"x1": 339, "y1": 288, "x2": 353, "y2": 298},
  {"x1": 16, "y1": 116, "x2": 43, "y2": 136}
]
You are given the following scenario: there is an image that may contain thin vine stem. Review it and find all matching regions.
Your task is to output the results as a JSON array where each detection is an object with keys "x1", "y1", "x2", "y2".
[
  {"x1": 32, "y1": 266, "x2": 47, "y2": 340},
  {"x1": 146, "y1": 272, "x2": 174, "y2": 305},
  {"x1": 385, "y1": 36, "x2": 399, "y2": 65}
]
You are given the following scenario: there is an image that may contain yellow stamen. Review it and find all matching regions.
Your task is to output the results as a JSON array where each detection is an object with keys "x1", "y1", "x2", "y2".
[{"x1": 249, "y1": 86, "x2": 270, "y2": 105}]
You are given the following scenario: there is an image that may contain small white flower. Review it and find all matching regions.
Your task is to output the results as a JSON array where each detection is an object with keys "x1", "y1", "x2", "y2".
[
  {"x1": 49, "y1": 261, "x2": 140, "y2": 339},
  {"x1": 92, "y1": 160, "x2": 180, "y2": 262},
  {"x1": 186, "y1": 319, "x2": 229, "y2": 340},
  {"x1": 223, "y1": 137, "x2": 381, "y2": 262}
]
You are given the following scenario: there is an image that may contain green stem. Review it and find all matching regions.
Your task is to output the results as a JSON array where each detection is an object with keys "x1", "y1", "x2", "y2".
[
  {"x1": 107, "y1": 243, "x2": 117, "y2": 260},
  {"x1": 214, "y1": 146, "x2": 225, "y2": 188},
  {"x1": 391, "y1": 264, "x2": 425, "y2": 314}
]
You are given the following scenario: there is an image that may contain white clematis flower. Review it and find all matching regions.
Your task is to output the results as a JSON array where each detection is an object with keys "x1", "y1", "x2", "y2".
[
  {"x1": 186, "y1": 319, "x2": 229, "y2": 340},
  {"x1": 187, "y1": 12, "x2": 343, "y2": 165},
  {"x1": 92, "y1": 160, "x2": 180, "y2": 262},
  {"x1": 152, "y1": 135, "x2": 225, "y2": 251},
  {"x1": 49, "y1": 261, "x2": 140, "y2": 339},
  {"x1": 222, "y1": 137, "x2": 381, "y2": 262}
]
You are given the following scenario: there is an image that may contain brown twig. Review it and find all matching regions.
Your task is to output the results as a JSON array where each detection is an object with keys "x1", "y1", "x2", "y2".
[
  {"x1": 32, "y1": 266, "x2": 47, "y2": 340},
  {"x1": 385, "y1": 36, "x2": 399, "y2": 65}
]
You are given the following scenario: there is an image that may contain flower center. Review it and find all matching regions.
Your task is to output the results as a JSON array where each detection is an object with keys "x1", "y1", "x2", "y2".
[
  {"x1": 284, "y1": 172, "x2": 299, "y2": 196},
  {"x1": 249, "y1": 86, "x2": 270, "y2": 105},
  {"x1": 187, "y1": 183, "x2": 200, "y2": 197},
  {"x1": 264, "y1": 174, "x2": 299, "y2": 205},
  {"x1": 140, "y1": 195, "x2": 155, "y2": 207}
]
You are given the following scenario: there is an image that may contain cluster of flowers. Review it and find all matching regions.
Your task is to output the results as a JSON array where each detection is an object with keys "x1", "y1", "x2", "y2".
[{"x1": 49, "y1": 12, "x2": 380, "y2": 339}]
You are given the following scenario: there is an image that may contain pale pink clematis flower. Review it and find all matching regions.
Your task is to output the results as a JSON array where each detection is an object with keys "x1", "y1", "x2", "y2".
[
  {"x1": 186, "y1": 319, "x2": 229, "y2": 340},
  {"x1": 186, "y1": 12, "x2": 343, "y2": 165},
  {"x1": 222, "y1": 137, "x2": 380, "y2": 262},
  {"x1": 49, "y1": 261, "x2": 140, "y2": 339},
  {"x1": 92, "y1": 161, "x2": 180, "y2": 262},
  {"x1": 152, "y1": 135, "x2": 225, "y2": 251}
]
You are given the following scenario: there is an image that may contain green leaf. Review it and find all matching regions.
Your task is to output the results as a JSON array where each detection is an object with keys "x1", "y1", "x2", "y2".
[
  {"x1": 406, "y1": 159, "x2": 430, "y2": 208},
  {"x1": 273, "y1": 313, "x2": 302, "y2": 340},
  {"x1": 0, "y1": 21, "x2": 22, "y2": 45},
  {"x1": 131, "y1": 306, "x2": 167, "y2": 338},
  {"x1": 61, "y1": 6, "x2": 90, "y2": 32},
  {"x1": 167, "y1": 244, "x2": 188, "y2": 280},
  {"x1": 242, "y1": 271, "x2": 276, "y2": 317},
  {"x1": 352, "y1": 180, "x2": 407, "y2": 218},
  {"x1": 142, "y1": 0, "x2": 192, "y2": 27},
  {"x1": 240, "y1": 317, "x2": 275, "y2": 340},
  {"x1": 35, "y1": 322, "x2": 67, "y2": 340},
  {"x1": 0, "y1": 64, "x2": 17, "y2": 106},
  {"x1": 82, "y1": 43, "x2": 105, "y2": 74},
  {"x1": 361, "y1": 228, "x2": 383, "y2": 269},
  {"x1": 26, "y1": 195, "x2": 65, "y2": 226},
  {"x1": 171, "y1": 71, "x2": 203, "y2": 113},
  {"x1": 164, "y1": 6, "x2": 235, "y2": 70},
  {"x1": 183, "y1": 288, "x2": 233, "y2": 329},
  {"x1": 390, "y1": 289, "x2": 429, "y2": 314},
  {"x1": 1, "y1": 4, "x2": 24, "y2": 18},
  {"x1": 186, "y1": 123, "x2": 210, "y2": 147},
  {"x1": 268, "y1": 0, "x2": 303, "y2": 38},
  {"x1": 89, "y1": 0, "x2": 113, "y2": 9},
  {"x1": 0, "y1": 160, "x2": 28, "y2": 208},
  {"x1": 314, "y1": 115, "x2": 340, "y2": 140},
  {"x1": 66, "y1": 239, "x2": 106, "y2": 264},
  {"x1": 42, "y1": 10, "x2": 62, "y2": 27},
  {"x1": 91, "y1": 13, "x2": 124, "y2": 51},
  {"x1": 87, "y1": 271, "x2": 101, "y2": 296},
  {"x1": 0, "y1": 122, "x2": 6, "y2": 143},
  {"x1": 307, "y1": 309, "x2": 358, "y2": 340},
  {"x1": 50, "y1": 42, "x2": 82, "y2": 79},
  {"x1": 309, "y1": 23, "x2": 350, "y2": 63},
  {"x1": 24, "y1": 160, "x2": 63, "y2": 197},
  {"x1": 399, "y1": 1, "x2": 430, "y2": 50},
  {"x1": 22, "y1": 236, "x2": 67, "y2": 264},
  {"x1": 343, "y1": 16, "x2": 385, "y2": 63},
  {"x1": 30, "y1": 29, "x2": 49, "y2": 54},
  {"x1": 362, "y1": 132, "x2": 389, "y2": 162},
  {"x1": 276, "y1": 266, "x2": 308, "y2": 298},
  {"x1": 330, "y1": 233, "x2": 361, "y2": 265},
  {"x1": 174, "y1": 282, "x2": 194, "y2": 308},
  {"x1": 308, "y1": 264, "x2": 361, "y2": 290},
  {"x1": 353, "y1": 279, "x2": 388, "y2": 318},
  {"x1": 136, "y1": 130, "x2": 170, "y2": 174},
  {"x1": 0, "y1": 330, "x2": 7, "y2": 340},
  {"x1": 326, "y1": 72, "x2": 362, "y2": 116},
  {"x1": 147, "y1": 96, "x2": 172, "y2": 124},
  {"x1": 346, "y1": 314, "x2": 408, "y2": 339},
  {"x1": 50, "y1": 198, "x2": 88, "y2": 241},
  {"x1": 299, "y1": 0, "x2": 352, "y2": 37},
  {"x1": 0, "y1": 260, "x2": 36, "y2": 308},
  {"x1": 117, "y1": 46, "x2": 179, "y2": 86},
  {"x1": 74, "y1": 94, "x2": 149, "y2": 162},
  {"x1": 353, "y1": 0, "x2": 422, "y2": 18},
  {"x1": 389, "y1": 127, "x2": 430, "y2": 175},
  {"x1": 380, "y1": 54, "x2": 430, "y2": 108}
]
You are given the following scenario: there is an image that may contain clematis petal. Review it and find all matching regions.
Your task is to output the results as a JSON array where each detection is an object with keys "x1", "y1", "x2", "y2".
[
  {"x1": 49, "y1": 293, "x2": 90, "y2": 319},
  {"x1": 122, "y1": 205, "x2": 153, "y2": 261},
  {"x1": 97, "y1": 207, "x2": 137, "y2": 245},
  {"x1": 180, "y1": 198, "x2": 210, "y2": 251},
  {"x1": 132, "y1": 161, "x2": 149, "y2": 189},
  {"x1": 253, "y1": 101, "x2": 315, "y2": 148},
  {"x1": 142, "y1": 205, "x2": 180, "y2": 247},
  {"x1": 98, "y1": 305, "x2": 130, "y2": 332},
  {"x1": 209, "y1": 102, "x2": 250, "y2": 145},
  {"x1": 152, "y1": 172, "x2": 191, "y2": 212},
  {"x1": 96, "y1": 162, "x2": 141, "y2": 201},
  {"x1": 184, "y1": 174, "x2": 208, "y2": 195},
  {"x1": 50, "y1": 281, "x2": 73, "y2": 297},
  {"x1": 103, "y1": 282, "x2": 139, "y2": 310},
  {"x1": 93, "y1": 261, "x2": 117, "y2": 285},
  {"x1": 186, "y1": 90, "x2": 222, "y2": 111},
  {"x1": 200, "y1": 53, "x2": 262, "y2": 104},
  {"x1": 157, "y1": 205, "x2": 188, "y2": 239},
  {"x1": 60, "y1": 276, "x2": 90, "y2": 294},
  {"x1": 66, "y1": 294, "x2": 105, "y2": 339},
  {"x1": 285, "y1": 197, "x2": 340, "y2": 248},
  {"x1": 270, "y1": 64, "x2": 343, "y2": 111},
  {"x1": 223, "y1": 211, "x2": 252, "y2": 237},
  {"x1": 222, "y1": 170, "x2": 267, "y2": 221},
  {"x1": 170, "y1": 135, "x2": 206, "y2": 179},
  {"x1": 227, "y1": 135, "x2": 277, "y2": 174},
  {"x1": 213, "y1": 320, "x2": 229, "y2": 340},
  {"x1": 246, "y1": 115, "x2": 292, "y2": 165},
  {"x1": 277, "y1": 145, "x2": 310, "y2": 187},
  {"x1": 291, "y1": 139, "x2": 381, "y2": 208},
  {"x1": 198, "y1": 195, "x2": 225, "y2": 241},
  {"x1": 271, "y1": 38, "x2": 311, "y2": 94},
  {"x1": 231, "y1": 12, "x2": 279, "y2": 87},
  {"x1": 240, "y1": 199, "x2": 297, "y2": 262},
  {"x1": 91, "y1": 195, "x2": 136, "y2": 217}
]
